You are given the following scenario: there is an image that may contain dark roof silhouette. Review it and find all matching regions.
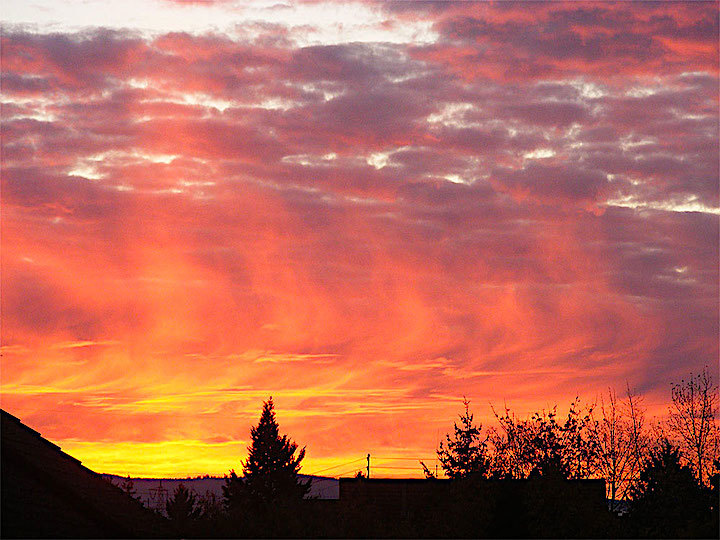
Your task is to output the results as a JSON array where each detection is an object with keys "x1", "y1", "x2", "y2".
[{"x1": 1, "y1": 409, "x2": 170, "y2": 538}]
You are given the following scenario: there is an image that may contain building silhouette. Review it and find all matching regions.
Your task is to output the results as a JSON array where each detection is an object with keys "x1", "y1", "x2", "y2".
[{"x1": 1, "y1": 409, "x2": 170, "y2": 538}]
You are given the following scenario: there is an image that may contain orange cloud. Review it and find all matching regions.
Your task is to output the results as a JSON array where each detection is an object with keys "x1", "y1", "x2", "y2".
[{"x1": 1, "y1": 2, "x2": 717, "y2": 478}]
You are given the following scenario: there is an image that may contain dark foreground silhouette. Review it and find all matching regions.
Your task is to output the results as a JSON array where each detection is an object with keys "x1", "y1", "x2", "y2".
[
  {"x1": 3, "y1": 404, "x2": 718, "y2": 538},
  {"x1": 0, "y1": 409, "x2": 170, "y2": 538}
]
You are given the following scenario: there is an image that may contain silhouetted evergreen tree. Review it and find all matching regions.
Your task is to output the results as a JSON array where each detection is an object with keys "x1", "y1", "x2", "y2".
[
  {"x1": 166, "y1": 483, "x2": 201, "y2": 535},
  {"x1": 430, "y1": 398, "x2": 491, "y2": 479},
  {"x1": 223, "y1": 397, "x2": 309, "y2": 536},
  {"x1": 629, "y1": 439, "x2": 712, "y2": 538},
  {"x1": 197, "y1": 490, "x2": 223, "y2": 522}
]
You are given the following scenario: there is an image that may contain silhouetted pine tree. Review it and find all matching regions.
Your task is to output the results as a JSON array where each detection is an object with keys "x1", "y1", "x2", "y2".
[
  {"x1": 223, "y1": 397, "x2": 310, "y2": 507},
  {"x1": 630, "y1": 439, "x2": 712, "y2": 538},
  {"x1": 433, "y1": 398, "x2": 491, "y2": 479},
  {"x1": 166, "y1": 483, "x2": 200, "y2": 535},
  {"x1": 223, "y1": 397, "x2": 309, "y2": 535}
]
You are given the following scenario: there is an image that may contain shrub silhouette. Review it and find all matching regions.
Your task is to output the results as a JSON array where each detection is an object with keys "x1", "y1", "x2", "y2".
[
  {"x1": 490, "y1": 398, "x2": 598, "y2": 480},
  {"x1": 117, "y1": 475, "x2": 140, "y2": 501}
]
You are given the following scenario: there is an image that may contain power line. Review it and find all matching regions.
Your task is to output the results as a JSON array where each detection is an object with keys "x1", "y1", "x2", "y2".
[
  {"x1": 373, "y1": 456, "x2": 437, "y2": 461},
  {"x1": 306, "y1": 457, "x2": 365, "y2": 476},
  {"x1": 373, "y1": 465, "x2": 428, "y2": 471},
  {"x1": 309, "y1": 455, "x2": 441, "y2": 478},
  {"x1": 333, "y1": 467, "x2": 366, "y2": 478}
]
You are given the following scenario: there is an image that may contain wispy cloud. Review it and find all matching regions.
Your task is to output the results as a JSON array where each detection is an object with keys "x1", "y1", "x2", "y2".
[{"x1": 1, "y1": 0, "x2": 717, "y2": 477}]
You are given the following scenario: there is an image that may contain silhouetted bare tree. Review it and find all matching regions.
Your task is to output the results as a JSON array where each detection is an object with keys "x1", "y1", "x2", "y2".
[
  {"x1": 668, "y1": 367, "x2": 719, "y2": 485},
  {"x1": 592, "y1": 385, "x2": 648, "y2": 508}
]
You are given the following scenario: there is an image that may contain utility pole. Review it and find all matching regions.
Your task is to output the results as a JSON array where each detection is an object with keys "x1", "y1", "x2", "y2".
[
  {"x1": 367, "y1": 453, "x2": 370, "y2": 478},
  {"x1": 149, "y1": 479, "x2": 168, "y2": 513}
]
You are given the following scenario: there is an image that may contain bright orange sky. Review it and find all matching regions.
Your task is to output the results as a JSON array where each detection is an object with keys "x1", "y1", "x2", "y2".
[{"x1": 1, "y1": 0, "x2": 718, "y2": 478}]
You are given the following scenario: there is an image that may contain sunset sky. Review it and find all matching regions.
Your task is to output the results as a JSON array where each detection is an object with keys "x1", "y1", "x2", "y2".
[{"x1": 2, "y1": 0, "x2": 718, "y2": 478}]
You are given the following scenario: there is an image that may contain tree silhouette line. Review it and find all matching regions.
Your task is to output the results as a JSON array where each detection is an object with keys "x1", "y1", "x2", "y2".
[{"x1": 141, "y1": 369, "x2": 718, "y2": 538}]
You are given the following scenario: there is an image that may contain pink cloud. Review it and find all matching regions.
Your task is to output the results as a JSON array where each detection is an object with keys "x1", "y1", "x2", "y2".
[{"x1": 1, "y1": 2, "x2": 717, "y2": 476}]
